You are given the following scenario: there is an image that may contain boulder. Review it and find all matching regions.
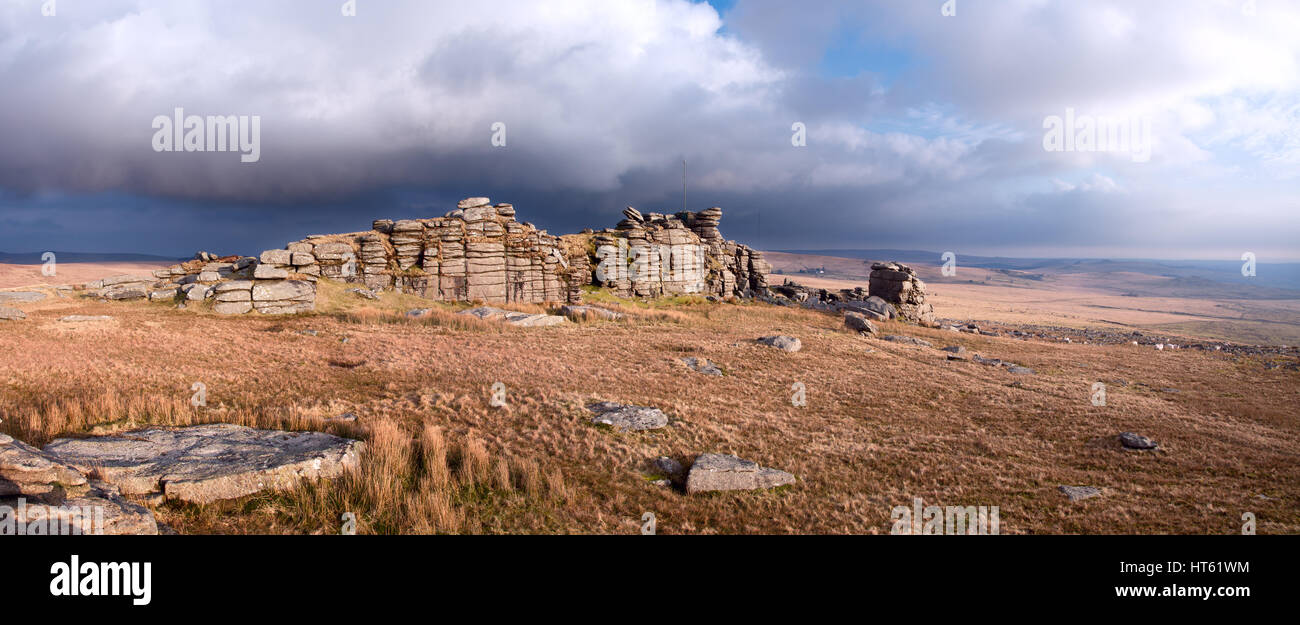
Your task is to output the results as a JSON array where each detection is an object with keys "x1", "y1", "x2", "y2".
[
  {"x1": 259, "y1": 249, "x2": 293, "y2": 265},
  {"x1": 681, "y1": 357, "x2": 723, "y2": 376},
  {"x1": 213, "y1": 301, "x2": 253, "y2": 315},
  {"x1": 757, "y1": 335, "x2": 801, "y2": 352},
  {"x1": 559, "y1": 305, "x2": 624, "y2": 322},
  {"x1": 2, "y1": 481, "x2": 158, "y2": 535},
  {"x1": 346, "y1": 287, "x2": 380, "y2": 300},
  {"x1": 215, "y1": 280, "x2": 254, "y2": 293},
  {"x1": 652, "y1": 456, "x2": 684, "y2": 479},
  {"x1": 587, "y1": 402, "x2": 669, "y2": 432},
  {"x1": 252, "y1": 280, "x2": 314, "y2": 302},
  {"x1": 1119, "y1": 432, "x2": 1158, "y2": 450},
  {"x1": 0, "y1": 434, "x2": 90, "y2": 500},
  {"x1": 1058, "y1": 485, "x2": 1101, "y2": 502},
  {"x1": 458, "y1": 197, "x2": 492, "y2": 209},
  {"x1": 42, "y1": 424, "x2": 365, "y2": 505},
  {"x1": 685, "y1": 453, "x2": 795, "y2": 494},
  {"x1": 844, "y1": 312, "x2": 877, "y2": 334},
  {"x1": 253, "y1": 264, "x2": 290, "y2": 279},
  {"x1": 458, "y1": 306, "x2": 567, "y2": 327},
  {"x1": 0, "y1": 306, "x2": 26, "y2": 321}
]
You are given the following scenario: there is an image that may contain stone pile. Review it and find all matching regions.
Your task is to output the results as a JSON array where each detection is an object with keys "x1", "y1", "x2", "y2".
[
  {"x1": 136, "y1": 251, "x2": 317, "y2": 315},
  {"x1": 869, "y1": 262, "x2": 935, "y2": 325},
  {"x1": 581, "y1": 206, "x2": 770, "y2": 298},
  {"x1": 320, "y1": 197, "x2": 573, "y2": 305},
  {"x1": 56, "y1": 197, "x2": 775, "y2": 316}
]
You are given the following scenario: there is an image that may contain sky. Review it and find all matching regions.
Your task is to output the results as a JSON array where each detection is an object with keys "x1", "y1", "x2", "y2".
[{"x1": 0, "y1": 0, "x2": 1297, "y2": 260}]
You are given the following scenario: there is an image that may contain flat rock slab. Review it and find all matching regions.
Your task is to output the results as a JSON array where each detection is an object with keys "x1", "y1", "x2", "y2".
[
  {"x1": 58, "y1": 315, "x2": 113, "y2": 323},
  {"x1": 459, "y1": 306, "x2": 567, "y2": 327},
  {"x1": 43, "y1": 424, "x2": 365, "y2": 505},
  {"x1": 2, "y1": 481, "x2": 158, "y2": 535},
  {"x1": 1119, "y1": 432, "x2": 1158, "y2": 450},
  {"x1": 1059, "y1": 485, "x2": 1102, "y2": 502},
  {"x1": 686, "y1": 453, "x2": 795, "y2": 494},
  {"x1": 882, "y1": 335, "x2": 933, "y2": 348},
  {"x1": 588, "y1": 402, "x2": 668, "y2": 432},
  {"x1": 0, "y1": 291, "x2": 46, "y2": 304},
  {"x1": 1, "y1": 434, "x2": 90, "y2": 500},
  {"x1": 559, "y1": 305, "x2": 624, "y2": 321},
  {"x1": 757, "y1": 335, "x2": 801, "y2": 352},
  {"x1": 0, "y1": 306, "x2": 26, "y2": 321},
  {"x1": 681, "y1": 357, "x2": 723, "y2": 376}
]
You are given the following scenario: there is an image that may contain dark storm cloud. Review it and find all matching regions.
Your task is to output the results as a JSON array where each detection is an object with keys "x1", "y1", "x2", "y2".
[{"x1": 0, "y1": 0, "x2": 1296, "y2": 259}]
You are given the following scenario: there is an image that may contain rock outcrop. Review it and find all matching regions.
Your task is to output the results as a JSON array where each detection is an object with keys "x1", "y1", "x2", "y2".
[
  {"x1": 66, "y1": 197, "x2": 773, "y2": 314},
  {"x1": 869, "y1": 262, "x2": 935, "y2": 325},
  {"x1": 81, "y1": 252, "x2": 317, "y2": 316},
  {"x1": 305, "y1": 198, "x2": 575, "y2": 305},
  {"x1": 577, "y1": 206, "x2": 770, "y2": 299}
]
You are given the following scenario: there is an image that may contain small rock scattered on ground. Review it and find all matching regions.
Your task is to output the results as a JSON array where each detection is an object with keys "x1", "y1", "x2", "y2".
[
  {"x1": 681, "y1": 357, "x2": 723, "y2": 376},
  {"x1": 587, "y1": 402, "x2": 669, "y2": 432},
  {"x1": 685, "y1": 453, "x2": 795, "y2": 494},
  {"x1": 757, "y1": 335, "x2": 801, "y2": 352},
  {"x1": 1119, "y1": 432, "x2": 1158, "y2": 450},
  {"x1": 1059, "y1": 485, "x2": 1102, "y2": 501}
]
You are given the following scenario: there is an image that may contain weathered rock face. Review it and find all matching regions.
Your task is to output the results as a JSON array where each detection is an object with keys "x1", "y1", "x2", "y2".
[
  {"x1": 43, "y1": 424, "x2": 364, "y2": 505},
  {"x1": 1, "y1": 433, "x2": 159, "y2": 535},
  {"x1": 89, "y1": 253, "x2": 318, "y2": 316},
  {"x1": 579, "y1": 206, "x2": 770, "y2": 299},
  {"x1": 0, "y1": 434, "x2": 89, "y2": 501},
  {"x1": 869, "y1": 262, "x2": 935, "y2": 325},
  {"x1": 684, "y1": 453, "x2": 795, "y2": 494},
  {"x1": 290, "y1": 198, "x2": 574, "y2": 305}
]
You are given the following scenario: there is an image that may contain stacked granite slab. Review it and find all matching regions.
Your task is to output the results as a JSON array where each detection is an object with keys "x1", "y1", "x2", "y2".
[
  {"x1": 138, "y1": 252, "x2": 316, "y2": 315},
  {"x1": 309, "y1": 197, "x2": 574, "y2": 305},
  {"x1": 868, "y1": 261, "x2": 935, "y2": 325},
  {"x1": 584, "y1": 206, "x2": 770, "y2": 298}
]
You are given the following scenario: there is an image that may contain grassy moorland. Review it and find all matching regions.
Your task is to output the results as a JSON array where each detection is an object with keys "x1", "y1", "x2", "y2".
[{"x1": 1, "y1": 278, "x2": 1298, "y2": 534}]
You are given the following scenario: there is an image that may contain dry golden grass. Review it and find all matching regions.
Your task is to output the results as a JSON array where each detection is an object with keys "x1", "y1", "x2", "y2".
[{"x1": 1, "y1": 279, "x2": 1297, "y2": 534}]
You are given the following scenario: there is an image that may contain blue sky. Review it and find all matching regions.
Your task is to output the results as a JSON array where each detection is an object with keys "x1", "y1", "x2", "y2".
[{"x1": 0, "y1": 0, "x2": 1297, "y2": 260}]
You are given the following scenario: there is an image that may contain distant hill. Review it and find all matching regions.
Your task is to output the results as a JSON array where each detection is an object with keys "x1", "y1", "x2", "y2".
[
  {"x1": 0, "y1": 251, "x2": 183, "y2": 264},
  {"x1": 775, "y1": 249, "x2": 1300, "y2": 295}
]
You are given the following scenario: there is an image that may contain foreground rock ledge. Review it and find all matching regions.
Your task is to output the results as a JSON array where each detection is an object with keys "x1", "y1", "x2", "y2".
[
  {"x1": 685, "y1": 453, "x2": 795, "y2": 494},
  {"x1": 43, "y1": 424, "x2": 365, "y2": 505}
]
